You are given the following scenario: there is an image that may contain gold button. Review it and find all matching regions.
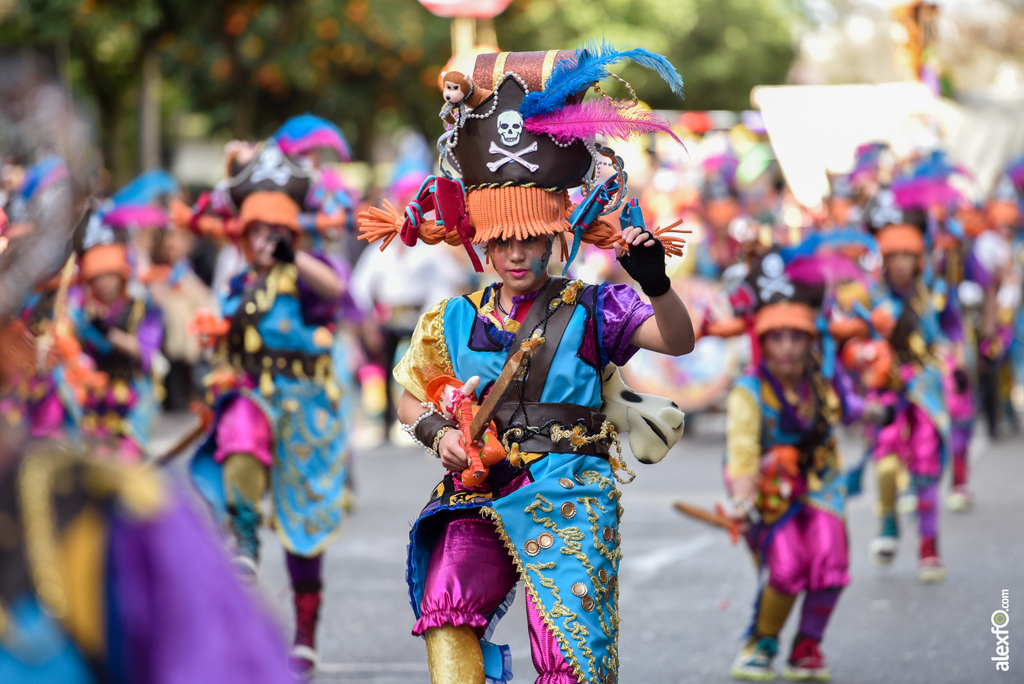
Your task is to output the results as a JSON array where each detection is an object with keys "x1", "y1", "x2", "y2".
[
  {"x1": 560, "y1": 502, "x2": 576, "y2": 519},
  {"x1": 598, "y1": 568, "x2": 609, "y2": 584},
  {"x1": 558, "y1": 478, "x2": 575, "y2": 489},
  {"x1": 571, "y1": 582, "x2": 588, "y2": 597},
  {"x1": 602, "y1": 526, "x2": 615, "y2": 543},
  {"x1": 276, "y1": 357, "x2": 287, "y2": 369},
  {"x1": 580, "y1": 595, "x2": 595, "y2": 612},
  {"x1": 574, "y1": 475, "x2": 586, "y2": 485},
  {"x1": 244, "y1": 302, "x2": 257, "y2": 315},
  {"x1": 523, "y1": 539, "x2": 540, "y2": 557},
  {"x1": 538, "y1": 532, "x2": 554, "y2": 549}
]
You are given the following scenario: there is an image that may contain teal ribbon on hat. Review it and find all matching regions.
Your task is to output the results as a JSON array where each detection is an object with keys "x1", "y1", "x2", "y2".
[
  {"x1": 618, "y1": 196, "x2": 645, "y2": 233},
  {"x1": 817, "y1": 308, "x2": 835, "y2": 380},
  {"x1": 562, "y1": 176, "x2": 619, "y2": 275}
]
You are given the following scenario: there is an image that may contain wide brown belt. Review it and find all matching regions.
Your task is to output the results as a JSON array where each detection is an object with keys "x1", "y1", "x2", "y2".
[
  {"x1": 230, "y1": 349, "x2": 332, "y2": 380},
  {"x1": 494, "y1": 402, "x2": 610, "y2": 457}
]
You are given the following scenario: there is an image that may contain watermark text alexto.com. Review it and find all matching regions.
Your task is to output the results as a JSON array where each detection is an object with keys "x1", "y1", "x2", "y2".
[{"x1": 993, "y1": 589, "x2": 1009, "y2": 672}]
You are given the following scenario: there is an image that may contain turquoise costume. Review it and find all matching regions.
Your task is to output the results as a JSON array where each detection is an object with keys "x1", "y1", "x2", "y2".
[
  {"x1": 402, "y1": 278, "x2": 638, "y2": 683},
  {"x1": 868, "y1": 282, "x2": 951, "y2": 467},
  {"x1": 191, "y1": 262, "x2": 351, "y2": 556}
]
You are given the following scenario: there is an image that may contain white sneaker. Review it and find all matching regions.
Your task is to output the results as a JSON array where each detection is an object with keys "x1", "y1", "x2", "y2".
[{"x1": 946, "y1": 487, "x2": 972, "y2": 512}]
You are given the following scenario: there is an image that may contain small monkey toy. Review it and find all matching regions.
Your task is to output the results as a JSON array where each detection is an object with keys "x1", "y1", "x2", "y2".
[{"x1": 439, "y1": 71, "x2": 493, "y2": 126}]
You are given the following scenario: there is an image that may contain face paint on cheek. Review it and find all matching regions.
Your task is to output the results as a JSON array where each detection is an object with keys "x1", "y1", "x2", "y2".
[
  {"x1": 530, "y1": 240, "x2": 553, "y2": 277},
  {"x1": 489, "y1": 248, "x2": 508, "y2": 274}
]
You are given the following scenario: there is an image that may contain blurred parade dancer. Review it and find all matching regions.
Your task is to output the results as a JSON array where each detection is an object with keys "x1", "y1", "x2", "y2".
[
  {"x1": 0, "y1": 52, "x2": 295, "y2": 683},
  {"x1": 359, "y1": 46, "x2": 693, "y2": 684},
  {"x1": 350, "y1": 139, "x2": 468, "y2": 441},
  {"x1": 862, "y1": 191, "x2": 951, "y2": 583},
  {"x1": 712, "y1": 246, "x2": 886, "y2": 681},
  {"x1": 4, "y1": 158, "x2": 88, "y2": 443},
  {"x1": 146, "y1": 205, "x2": 213, "y2": 411},
  {"x1": 73, "y1": 215, "x2": 164, "y2": 462},
  {"x1": 188, "y1": 135, "x2": 352, "y2": 679},
  {"x1": 972, "y1": 172, "x2": 1023, "y2": 441}
]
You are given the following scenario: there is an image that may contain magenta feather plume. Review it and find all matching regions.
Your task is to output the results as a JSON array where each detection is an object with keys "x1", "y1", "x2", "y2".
[
  {"x1": 524, "y1": 99, "x2": 682, "y2": 145},
  {"x1": 786, "y1": 254, "x2": 867, "y2": 288}
]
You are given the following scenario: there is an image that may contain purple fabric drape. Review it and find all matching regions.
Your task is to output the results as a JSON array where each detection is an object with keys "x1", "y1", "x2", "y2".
[{"x1": 107, "y1": 488, "x2": 294, "y2": 684}]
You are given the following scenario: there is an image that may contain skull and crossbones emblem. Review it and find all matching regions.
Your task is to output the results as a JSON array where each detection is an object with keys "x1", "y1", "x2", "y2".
[
  {"x1": 487, "y1": 141, "x2": 539, "y2": 173},
  {"x1": 487, "y1": 110, "x2": 539, "y2": 173},
  {"x1": 248, "y1": 143, "x2": 293, "y2": 187},
  {"x1": 497, "y1": 110, "x2": 523, "y2": 146},
  {"x1": 756, "y1": 253, "x2": 794, "y2": 301}
]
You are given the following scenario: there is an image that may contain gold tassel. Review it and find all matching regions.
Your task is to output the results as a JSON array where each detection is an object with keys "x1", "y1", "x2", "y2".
[
  {"x1": 325, "y1": 377, "x2": 342, "y2": 404},
  {"x1": 260, "y1": 370, "x2": 274, "y2": 397},
  {"x1": 244, "y1": 326, "x2": 262, "y2": 353}
]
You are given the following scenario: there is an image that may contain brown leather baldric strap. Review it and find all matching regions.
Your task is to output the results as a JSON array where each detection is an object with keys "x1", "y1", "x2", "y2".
[
  {"x1": 495, "y1": 278, "x2": 608, "y2": 457},
  {"x1": 502, "y1": 276, "x2": 579, "y2": 406}
]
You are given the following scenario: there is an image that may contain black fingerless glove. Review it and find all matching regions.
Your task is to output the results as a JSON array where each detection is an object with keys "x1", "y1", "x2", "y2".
[
  {"x1": 617, "y1": 233, "x2": 671, "y2": 297},
  {"x1": 272, "y1": 236, "x2": 296, "y2": 264}
]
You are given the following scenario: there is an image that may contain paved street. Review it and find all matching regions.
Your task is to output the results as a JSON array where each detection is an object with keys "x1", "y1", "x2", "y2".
[{"x1": 156, "y1": 413, "x2": 1023, "y2": 684}]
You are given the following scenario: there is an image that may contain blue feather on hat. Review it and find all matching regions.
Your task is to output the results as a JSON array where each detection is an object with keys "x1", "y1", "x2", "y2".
[
  {"x1": 519, "y1": 39, "x2": 684, "y2": 121},
  {"x1": 110, "y1": 169, "x2": 179, "y2": 207}
]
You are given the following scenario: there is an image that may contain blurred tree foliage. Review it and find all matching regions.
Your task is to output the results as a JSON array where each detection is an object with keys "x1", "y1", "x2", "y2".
[
  {"x1": 1, "y1": 0, "x2": 797, "y2": 183},
  {"x1": 496, "y1": 0, "x2": 799, "y2": 110},
  {"x1": 161, "y1": 0, "x2": 451, "y2": 156}
]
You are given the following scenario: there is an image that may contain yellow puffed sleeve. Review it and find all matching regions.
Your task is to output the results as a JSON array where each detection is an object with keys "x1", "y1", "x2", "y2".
[
  {"x1": 393, "y1": 298, "x2": 456, "y2": 402},
  {"x1": 725, "y1": 384, "x2": 762, "y2": 480}
]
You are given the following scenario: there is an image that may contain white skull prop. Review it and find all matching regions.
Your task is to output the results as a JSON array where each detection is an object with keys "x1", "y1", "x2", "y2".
[{"x1": 497, "y1": 110, "x2": 524, "y2": 147}]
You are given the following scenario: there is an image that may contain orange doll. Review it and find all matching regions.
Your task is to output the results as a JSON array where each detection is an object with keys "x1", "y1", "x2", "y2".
[{"x1": 425, "y1": 374, "x2": 506, "y2": 486}]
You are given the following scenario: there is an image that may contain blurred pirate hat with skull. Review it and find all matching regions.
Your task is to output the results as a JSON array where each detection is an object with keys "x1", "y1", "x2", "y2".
[{"x1": 358, "y1": 42, "x2": 689, "y2": 272}]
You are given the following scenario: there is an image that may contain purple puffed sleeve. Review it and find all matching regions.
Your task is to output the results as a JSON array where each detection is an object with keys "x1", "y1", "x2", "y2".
[
  {"x1": 940, "y1": 297, "x2": 964, "y2": 343},
  {"x1": 297, "y1": 251, "x2": 348, "y2": 324},
  {"x1": 598, "y1": 282, "x2": 654, "y2": 366},
  {"x1": 136, "y1": 307, "x2": 163, "y2": 374},
  {"x1": 833, "y1": 365, "x2": 865, "y2": 425},
  {"x1": 964, "y1": 248, "x2": 994, "y2": 288}
]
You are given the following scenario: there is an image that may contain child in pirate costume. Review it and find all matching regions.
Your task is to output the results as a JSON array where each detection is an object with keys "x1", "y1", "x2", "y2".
[
  {"x1": 188, "y1": 138, "x2": 351, "y2": 679},
  {"x1": 715, "y1": 246, "x2": 884, "y2": 682},
  {"x1": 862, "y1": 188, "x2": 951, "y2": 582},
  {"x1": 73, "y1": 201, "x2": 166, "y2": 461},
  {"x1": 359, "y1": 46, "x2": 694, "y2": 684},
  {"x1": 972, "y1": 173, "x2": 1023, "y2": 440}
]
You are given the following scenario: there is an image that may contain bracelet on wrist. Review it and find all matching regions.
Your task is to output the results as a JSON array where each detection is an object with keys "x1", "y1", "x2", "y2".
[
  {"x1": 731, "y1": 497, "x2": 761, "y2": 524},
  {"x1": 431, "y1": 425, "x2": 457, "y2": 458}
]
